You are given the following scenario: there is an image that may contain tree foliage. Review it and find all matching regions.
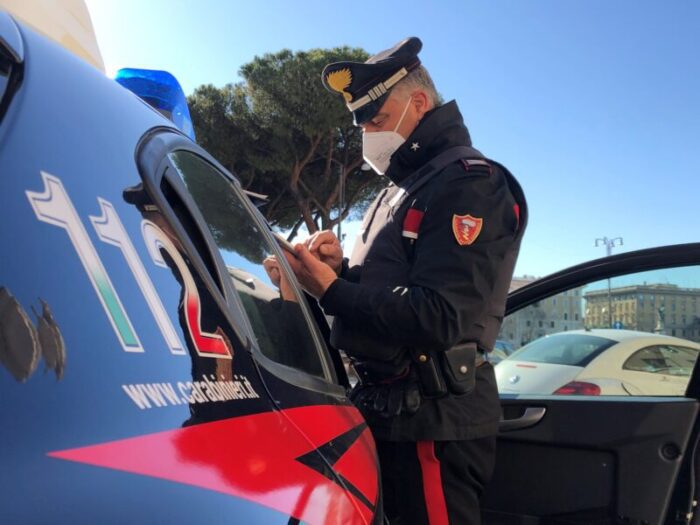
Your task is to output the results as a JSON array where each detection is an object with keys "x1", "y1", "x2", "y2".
[{"x1": 188, "y1": 47, "x2": 384, "y2": 240}]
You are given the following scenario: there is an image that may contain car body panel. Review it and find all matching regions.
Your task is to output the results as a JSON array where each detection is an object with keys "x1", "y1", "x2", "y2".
[
  {"x1": 485, "y1": 397, "x2": 698, "y2": 524},
  {"x1": 495, "y1": 361, "x2": 582, "y2": 394}
]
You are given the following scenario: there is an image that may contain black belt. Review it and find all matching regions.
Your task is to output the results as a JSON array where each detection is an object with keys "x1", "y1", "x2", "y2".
[
  {"x1": 354, "y1": 363, "x2": 410, "y2": 386},
  {"x1": 350, "y1": 379, "x2": 422, "y2": 418},
  {"x1": 353, "y1": 348, "x2": 487, "y2": 385}
]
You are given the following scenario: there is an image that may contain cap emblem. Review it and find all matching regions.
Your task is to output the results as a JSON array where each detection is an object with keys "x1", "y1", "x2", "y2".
[{"x1": 325, "y1": 68, "x2": 353, "y2": 103}]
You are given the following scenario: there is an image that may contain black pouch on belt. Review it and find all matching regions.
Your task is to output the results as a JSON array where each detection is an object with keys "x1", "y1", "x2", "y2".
[
  {"x1": 439, "y1": 342, "x2": 477, "y2": 395},
  {"x1": 412, "y1": 351, "x2": 448, "y2": 399}
]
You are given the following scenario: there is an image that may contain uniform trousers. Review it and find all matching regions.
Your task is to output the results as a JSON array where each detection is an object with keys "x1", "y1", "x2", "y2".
[{"x1": 377, "y1": 436, "x2": 496, "y2": 525}]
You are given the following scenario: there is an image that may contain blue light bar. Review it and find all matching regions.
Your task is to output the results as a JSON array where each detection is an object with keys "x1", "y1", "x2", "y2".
[{"x1": 115, "y1": 68, "x2": 195, "y2": 141}]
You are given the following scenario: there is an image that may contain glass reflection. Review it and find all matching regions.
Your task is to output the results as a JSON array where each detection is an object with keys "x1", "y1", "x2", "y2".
[{"x1": 496, "y1": 266, "x2": 700, "y2": 396}]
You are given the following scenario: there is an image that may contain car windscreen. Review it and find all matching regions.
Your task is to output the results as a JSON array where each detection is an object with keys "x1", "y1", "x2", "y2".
[{"x1": 509, "y1": 333, "x2": 617, "y2": 367}]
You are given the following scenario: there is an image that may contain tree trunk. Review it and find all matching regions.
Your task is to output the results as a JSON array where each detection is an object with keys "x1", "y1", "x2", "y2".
[
  {"x1": 286, "y1": 216, "x2": 305, "y2": 242},
  {"x1": 299, "y1": 199, "x2": 317, "y2": 234}
]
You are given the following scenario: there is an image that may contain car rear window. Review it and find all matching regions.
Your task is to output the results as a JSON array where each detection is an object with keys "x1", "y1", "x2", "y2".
[
  {"x1": 511, "y1": 334, "x2": 617, "y2": 366},
  {"x1": 623, "y1": 345, "x2": 700, "y2": 376}
]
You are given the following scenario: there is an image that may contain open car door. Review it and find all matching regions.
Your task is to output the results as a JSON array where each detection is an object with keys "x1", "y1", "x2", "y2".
[{"x1": 482, "y1": 243, "x2": 700, "y2": 525}]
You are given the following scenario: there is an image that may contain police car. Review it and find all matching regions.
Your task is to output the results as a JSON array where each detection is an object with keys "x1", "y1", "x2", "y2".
[
  {"x1": 0, "y1": 11, "x2": 378, "y2": 524},
  {"x1": 2, "y1": 9, "x2": 700, "y2": 525}
]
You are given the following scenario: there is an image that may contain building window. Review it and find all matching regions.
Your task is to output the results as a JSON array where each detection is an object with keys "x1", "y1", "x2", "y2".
[
  {"x1": 550, "y1": 321, "x2": 555, "y2": 328},
  {"x1": 564, "y1": 313, "x2": 568, "y2": 320},
  {"x1": 575, "y1": 313, "x2": 579, "y2": 321}
]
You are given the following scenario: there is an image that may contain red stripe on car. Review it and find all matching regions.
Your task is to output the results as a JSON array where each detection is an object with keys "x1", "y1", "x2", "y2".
[{"x1": 48, "y1": 405, "x2": 376, "y2": 525}]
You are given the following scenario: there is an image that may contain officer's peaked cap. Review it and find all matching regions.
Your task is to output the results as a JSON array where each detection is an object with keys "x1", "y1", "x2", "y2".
[{"x1": 322, "y1": 37, "x2": 422, "y2": 125}]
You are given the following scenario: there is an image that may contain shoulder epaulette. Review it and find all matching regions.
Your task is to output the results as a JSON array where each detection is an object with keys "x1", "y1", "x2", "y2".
[{"x1": 459, "y1": 158, "x2": 492, "y2": 176}]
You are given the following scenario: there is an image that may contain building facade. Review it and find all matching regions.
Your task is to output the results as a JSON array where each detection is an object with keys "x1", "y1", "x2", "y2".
[
  {"x1": 584, "y1": 284, "x2": 700, "y2": 342},
  {"x1": 499, "y1": 276, "x2": 585, "y2": 349}
]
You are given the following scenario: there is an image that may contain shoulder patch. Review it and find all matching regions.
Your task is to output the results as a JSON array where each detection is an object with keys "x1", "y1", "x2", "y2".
[{"x1": 452, "y1": 214, "x2": 483, "y2": 246}]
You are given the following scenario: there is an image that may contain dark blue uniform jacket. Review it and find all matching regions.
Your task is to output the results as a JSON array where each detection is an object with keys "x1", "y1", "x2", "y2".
[{"x1": 321, "y1": 101, "x2": 528, "y2": 440}]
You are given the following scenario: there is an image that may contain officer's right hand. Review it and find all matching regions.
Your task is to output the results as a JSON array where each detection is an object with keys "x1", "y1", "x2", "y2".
[
  {"x1": 286, "y1": 245, "x2": 337, "y2": 299},
  {"x1": 306, "y1": 230, "x2": 343, "y2": 275}
]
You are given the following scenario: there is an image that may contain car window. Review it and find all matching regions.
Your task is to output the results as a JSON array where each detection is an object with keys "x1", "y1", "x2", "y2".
[
  {"x1": 168, "y1": 150, "x2": 327, "y2": 378},
  {"x1": 623, "y1": 345, "x2": 699, "y2": 376},
  {"x1": 497, "y1": 266, "x2": 700, "y2": 396},
  {"x1": 509, "y1": 334, "x2": 616, "y2": 366},
  {"x1": 0, "y1": 36, "x2": 21, "y2": 125},
  {"x1": 490, "y1": 339, "x2": 516, "y2": 364}
]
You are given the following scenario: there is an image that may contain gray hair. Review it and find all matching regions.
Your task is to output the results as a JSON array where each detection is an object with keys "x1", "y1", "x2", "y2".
[{"x1": 391, "y1": 65, "x2": 439, "y2": 107}]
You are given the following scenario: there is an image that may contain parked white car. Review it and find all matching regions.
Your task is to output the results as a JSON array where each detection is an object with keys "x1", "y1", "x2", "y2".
[{"x1": 495, "y1": 329, "x2": 700, "y2": 395}]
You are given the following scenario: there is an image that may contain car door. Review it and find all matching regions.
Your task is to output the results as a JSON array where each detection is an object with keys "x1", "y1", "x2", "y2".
[
  {"x1": 482, "y1": 243, "x2": 700, "y2": 525},
  {"x1": 135, "y1": 131, "x2": 380, "y2": 524}
]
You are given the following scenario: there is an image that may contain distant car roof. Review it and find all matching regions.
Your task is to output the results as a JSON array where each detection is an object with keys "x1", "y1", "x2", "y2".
[{"x1": 556, "y1": 329, "x2": 700, "y2": 347}]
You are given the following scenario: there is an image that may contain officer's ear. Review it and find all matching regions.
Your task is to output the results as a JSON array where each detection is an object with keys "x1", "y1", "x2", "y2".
[{"x1": 412, "y1": 90, "x2": 431, "y2": 121}]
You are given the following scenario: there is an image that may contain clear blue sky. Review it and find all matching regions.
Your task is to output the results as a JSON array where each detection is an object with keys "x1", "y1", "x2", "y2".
[{"x1": 86, "y1": 0, "x2": 700, "y2": 277}]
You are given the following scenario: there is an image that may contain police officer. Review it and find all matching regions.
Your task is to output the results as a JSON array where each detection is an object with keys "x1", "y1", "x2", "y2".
[{"x1": 285, "y1": 37, "x2": 527, "y2": 524}]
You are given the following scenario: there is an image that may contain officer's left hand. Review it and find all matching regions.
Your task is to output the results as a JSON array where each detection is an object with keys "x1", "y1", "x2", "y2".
[
  {"x1": 262, "y1": 256, "x2": 297, "y2": 302},
  {"x1": 284, "y1": 244, "x2": 337, "y2": 299}
]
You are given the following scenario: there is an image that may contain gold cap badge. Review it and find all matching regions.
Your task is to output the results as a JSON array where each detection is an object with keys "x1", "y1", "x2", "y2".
[{"x1": 325, "y1": 68, "x2": 353, "y2": 103}]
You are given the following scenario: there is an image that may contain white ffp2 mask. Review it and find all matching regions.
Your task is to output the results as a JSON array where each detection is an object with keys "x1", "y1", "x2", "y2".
[{"x1": 362, "y1": 97, "x2": 412, "y2": 175}]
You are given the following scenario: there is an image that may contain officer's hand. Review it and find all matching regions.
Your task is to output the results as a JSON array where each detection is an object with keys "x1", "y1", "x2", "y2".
[
  {"x1": 306, "y1": 230, "x2": 343, "y2": 275},
  {"x1": 262, "y1": 256, "x2": 282, "y2": 287},
  {"x1": 262, "y1": 256, "x2": 297, "y2": 302},
  {"x1": 286, "y1": 244, "x2": 337, "y2": 299}
]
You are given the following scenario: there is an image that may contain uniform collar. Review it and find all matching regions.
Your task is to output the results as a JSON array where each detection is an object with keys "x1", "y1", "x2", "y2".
[{"x1": 384, "y1": 100, "x2": 473, "y2": 185}]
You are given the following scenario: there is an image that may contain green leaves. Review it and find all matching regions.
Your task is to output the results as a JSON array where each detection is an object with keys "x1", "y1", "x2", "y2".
[{"x1": 188, "y1": 47, "x2": 384, "y2": 238}]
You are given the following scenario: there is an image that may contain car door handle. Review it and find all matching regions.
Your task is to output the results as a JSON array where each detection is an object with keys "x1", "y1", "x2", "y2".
[{"x1": 499, "y1": 407, "x2": 546, "y2": 432}]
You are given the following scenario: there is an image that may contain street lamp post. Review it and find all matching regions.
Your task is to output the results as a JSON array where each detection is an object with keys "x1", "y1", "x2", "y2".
[{"x1": 595, "y1": 236, "x2": 624, "y2": 328}]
